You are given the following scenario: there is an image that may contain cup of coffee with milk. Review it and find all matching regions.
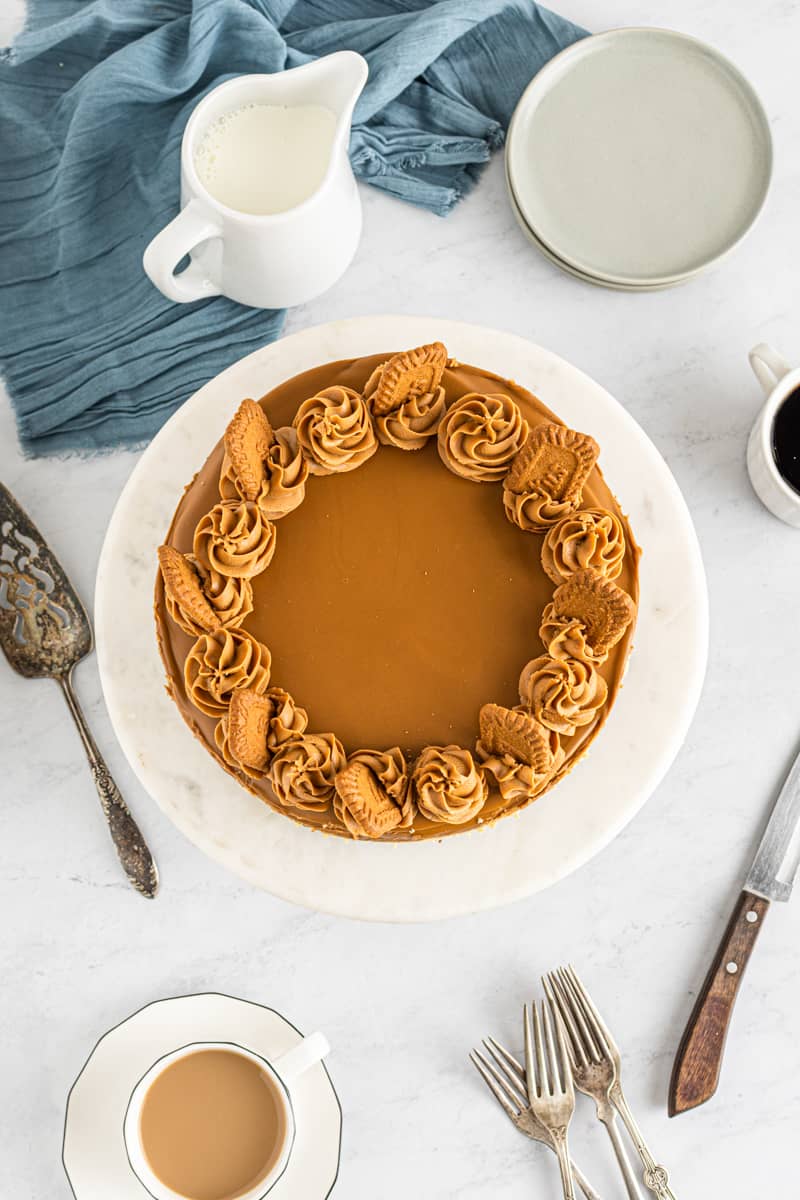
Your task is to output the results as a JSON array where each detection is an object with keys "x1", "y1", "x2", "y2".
[
  {"x1": 123, "y1": 1032, "x2": 329, "y2": 1200},
  {"x1": 143, "y1": 52, "x2": 367, "y2": 308}
]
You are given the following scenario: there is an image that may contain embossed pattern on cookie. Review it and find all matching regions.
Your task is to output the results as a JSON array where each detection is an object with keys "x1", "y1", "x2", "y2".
[
  {"x1": 227, "y1": 687, "x2": 273, "y2": 771},
  {"x1": 224, "y1": 398, "x2": 274, "y2": 501},
  {"x1": 478, "y1": 702, "x2": 555, "y2": 772},
  {"x1": 369, "y1": 342, "x2": 448, "y2": 415},
  {"x1": 551, "y1": 568, "x2": 635, "y2": 658},
  {"x1": 505, "y1": 423, "x2": 599, "y2": 501},
  {"x1": 158, "y1": 545, "x2": 221, "y2": 634},
  {"x1": 334, "y1": 759, "x2": 404, "y2": 838}
]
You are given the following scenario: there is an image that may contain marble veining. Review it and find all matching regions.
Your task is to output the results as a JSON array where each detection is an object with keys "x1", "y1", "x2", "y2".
[{"x1": 2, "y1": 1, "x2": 800, "y2": 1196}]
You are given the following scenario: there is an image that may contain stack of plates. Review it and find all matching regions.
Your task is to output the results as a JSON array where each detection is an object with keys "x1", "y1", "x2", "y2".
[{"x1": 506, "y1": 28, "x2": 773, "y2": 290}]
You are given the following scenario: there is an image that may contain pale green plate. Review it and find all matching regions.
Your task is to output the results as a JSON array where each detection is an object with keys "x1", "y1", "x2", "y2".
[{"x1": 507, "y1": 28, "x2": 772, "y2": 287}]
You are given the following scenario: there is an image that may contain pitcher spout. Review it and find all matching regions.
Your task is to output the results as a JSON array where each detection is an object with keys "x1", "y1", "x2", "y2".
[{"x1": 309, "y1": 50, "x2": 368, "y2": 146}]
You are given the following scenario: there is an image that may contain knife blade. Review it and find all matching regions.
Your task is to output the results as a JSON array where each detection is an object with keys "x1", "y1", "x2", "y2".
[{"x1": 668, "y1": 741, "x2": 800, "y2": 1116}]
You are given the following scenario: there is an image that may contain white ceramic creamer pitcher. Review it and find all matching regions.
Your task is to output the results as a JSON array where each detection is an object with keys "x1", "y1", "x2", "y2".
[{"x1": 143, "y1": 52, "x2": 368, "y2": 309}]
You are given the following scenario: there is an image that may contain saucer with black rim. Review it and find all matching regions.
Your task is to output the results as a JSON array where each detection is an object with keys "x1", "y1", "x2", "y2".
[{"x1": 62, "y1": 994, "x2": 341, "y2": 1200}]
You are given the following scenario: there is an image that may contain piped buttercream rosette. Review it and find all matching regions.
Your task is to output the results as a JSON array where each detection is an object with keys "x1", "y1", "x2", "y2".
[
  {"x1": 438, "y1": 392, "x2": 528, "y2": 482},
  {"x1": 194, "y1": 501, "x2": 277, "y2": 579},
  {"x1": 294, "y1": 386, "x2": 377, "y2": 475},
  {"x1": 184, "y1": 628, "x2": 272, "y2": 718},
  {"x1": 518, "y1": 654, "x2": 608, "y2": 736},
  {"x1": 364, "y1": 355, "x2": 446, "y2": 450},
  {"x1": 413, "y1": 745, "x2": 488, "y2": 824},
  {"x1": 269, "y1": 731, "x2": 347, "y2": 812}
]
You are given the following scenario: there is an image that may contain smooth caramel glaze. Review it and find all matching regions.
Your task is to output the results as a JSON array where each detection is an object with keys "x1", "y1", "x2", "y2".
[{"x1": 155, "y1": 353, "x2": 639, "y2": 840}]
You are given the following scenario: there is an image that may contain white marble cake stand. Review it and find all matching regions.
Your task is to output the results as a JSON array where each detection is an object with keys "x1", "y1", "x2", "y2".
[{"x1": 95, "y1": 316, "x2": 707, "y2": 921}]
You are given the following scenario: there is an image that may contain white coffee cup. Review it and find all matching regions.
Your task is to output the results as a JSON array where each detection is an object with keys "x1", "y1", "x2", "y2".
[
  {"x1": 123, "y1": 1033, "x2": 329, "y2": 1200},
  {"x1": 747, "y1": 343, "x2": 800, "y2": 529},
  {"x1": 143, "y1": 52, "x2": 367, "y2": 309}
]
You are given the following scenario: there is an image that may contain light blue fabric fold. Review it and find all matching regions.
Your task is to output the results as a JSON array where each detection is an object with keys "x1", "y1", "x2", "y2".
[{"x1": 0, "y1": 0, "x2": 585, "y2": 456}]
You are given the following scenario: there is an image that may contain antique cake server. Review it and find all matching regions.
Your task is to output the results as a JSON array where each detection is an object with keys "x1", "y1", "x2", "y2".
[
  {"x1": 669, "y1": 739, "x2": 800, "y2": 1113},
  {"x1": 0, "y1": 483, "x2": 158, "y2": 897}
]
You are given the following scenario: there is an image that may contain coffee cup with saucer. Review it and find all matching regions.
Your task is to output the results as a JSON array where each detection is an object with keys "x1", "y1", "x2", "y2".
[{"x1": 63, "y1": 994, "x2": 342, "y2": 1200}]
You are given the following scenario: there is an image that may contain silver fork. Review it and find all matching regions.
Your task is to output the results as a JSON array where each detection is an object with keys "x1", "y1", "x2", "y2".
[
  {"x1": 545, "y1": 970, "x2": 643, "y2": 1200},
  {"x1": 552, "y1": 966, "x2": 676, "y2": 1200},
  {"x1": 470, "y1": 1038, "x2": 603, "y2": 1200},
  {"x1": 524, "y1": 1000, "x2": 577, "y2": 1200}
]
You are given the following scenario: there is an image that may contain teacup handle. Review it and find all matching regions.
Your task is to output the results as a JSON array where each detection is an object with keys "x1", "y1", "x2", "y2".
[
  {"x1": 272, "y1": 1032, "x2": 330, "y2": 1083},
  {"x1": 143, "y1": 199, "x2": 223, "y2": 303},
  {"x1": 749, "y1": 343, "x2": 791, "y2": 396}
]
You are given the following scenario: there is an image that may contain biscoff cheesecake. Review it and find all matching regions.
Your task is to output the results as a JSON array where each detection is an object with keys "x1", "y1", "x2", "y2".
[{"x1": 155, "y1": 342, "x2": 639, "y2": 841}]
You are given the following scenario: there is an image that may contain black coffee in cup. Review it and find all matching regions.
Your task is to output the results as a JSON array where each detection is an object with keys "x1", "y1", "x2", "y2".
[{"x1": 772, "y1": 387, "x2": 800, "y2": 494}]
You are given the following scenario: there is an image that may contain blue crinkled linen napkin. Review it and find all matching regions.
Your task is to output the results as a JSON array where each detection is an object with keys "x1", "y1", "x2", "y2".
[{"x1": 0, "y1": 0, "x2": 585, "y2": 456}]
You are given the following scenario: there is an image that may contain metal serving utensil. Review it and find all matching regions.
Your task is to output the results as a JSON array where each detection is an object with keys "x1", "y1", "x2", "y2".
[
  {"x1": 0, "y1": 483, "x2": 158, "y2": 897},
  {"x1": 545, "y1": 970, "x2": 643, "y2": 1200},
  {"x1": 470, "y1": 1037, "x2": 603, "y2": 1200},
  {"x1": 524, "y1": 999, "x2": 577, "y2": 1200},
  {"x1": 555, "y1": 966, "x2": 675, "y2": 1200}
]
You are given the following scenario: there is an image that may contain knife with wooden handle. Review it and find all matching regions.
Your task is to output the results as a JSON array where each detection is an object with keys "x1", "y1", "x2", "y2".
[{"x1": 669, "y1": 744, "x2": 800, "y2": 1115}]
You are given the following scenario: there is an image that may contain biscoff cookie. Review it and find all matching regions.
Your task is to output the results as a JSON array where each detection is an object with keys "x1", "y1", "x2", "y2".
[
  {"x1": 550, "y1": 568, "x2": 635, "y2": 658},
  {"x1": 224, "y1": 398, "x2": 274, "y2": 501},
  {"x1": 158, "y1": 544, "x2": 221, "y2": 634},
  {"x1": 478, "y1": 702, "x2": 555, "y2": 772},
  {"x1": 334, "y1": 759, "x2": 405, "y2": 838},
  {"x1": 505, "y1": 423, "x2": 599, "y2": 503},
  {"x1": 368, "y1": 342, "x2": 447, "y2": 415},
  {"x1": 227, "y1": 687, "x2": 273, "y2": 771}
]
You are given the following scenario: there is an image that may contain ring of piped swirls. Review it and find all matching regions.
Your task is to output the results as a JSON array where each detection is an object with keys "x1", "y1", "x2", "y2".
[{"x1": 158, "y1": 342, "x2": 636, "y2": 841}]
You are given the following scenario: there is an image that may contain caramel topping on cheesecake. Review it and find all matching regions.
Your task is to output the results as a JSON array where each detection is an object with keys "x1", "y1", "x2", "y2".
[{"x1": 154, "y1": 343, "x2": 639, "y2": 841}]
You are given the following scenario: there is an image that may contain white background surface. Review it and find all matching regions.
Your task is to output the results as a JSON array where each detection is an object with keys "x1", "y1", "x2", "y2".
[{"x1": 2, "y1": 2, "x2": 799, "y2": 1197}]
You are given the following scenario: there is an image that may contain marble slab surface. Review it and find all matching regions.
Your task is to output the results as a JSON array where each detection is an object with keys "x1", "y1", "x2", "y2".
[
  {"x1": 2, "y1": 0, "x2": 800, "y2": 1196},
  {"x1": 95, "y1": 316, "x2": 706, "y2": 920}
]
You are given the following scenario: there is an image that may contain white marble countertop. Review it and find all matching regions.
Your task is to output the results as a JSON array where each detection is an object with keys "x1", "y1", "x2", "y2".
[{"x1": 2, "y1": 2, "x2": 800, "y2": 1196}]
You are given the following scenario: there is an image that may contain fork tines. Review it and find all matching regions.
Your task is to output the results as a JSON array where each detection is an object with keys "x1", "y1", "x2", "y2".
[
  {"x1": 544, "y1": 965, "x2": 617, "y2": 1066},
  {"x1": 469, "y1": 1038, "x2": 527, "y2": 1117}
]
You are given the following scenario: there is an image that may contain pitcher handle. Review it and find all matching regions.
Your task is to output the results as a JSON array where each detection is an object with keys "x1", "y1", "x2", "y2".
[
  {"x1": 143, "y1": 198, "x2": 223, "y2": 303},
  {"x1": 272, "y1": 1032, "x2": 330, "y2": 1084},
  {"x1": 749, "y1": 343, "x2": 791, "y2": 396}
]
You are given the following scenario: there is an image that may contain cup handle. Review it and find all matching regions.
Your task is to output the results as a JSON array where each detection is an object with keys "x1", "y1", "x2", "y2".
[
  {"x1": 272, "y1": 1032, "x2": 330, "y2": 1083},
  {"x1": 749, "y1": 343, "x2": 791, "y2": 396},
  {"x1": 143, "y1": 198, "x2": 223, "y2": 303}
]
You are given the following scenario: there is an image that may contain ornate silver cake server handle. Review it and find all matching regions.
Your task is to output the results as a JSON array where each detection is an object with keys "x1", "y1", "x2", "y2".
[
  {"x1": 0, "y1": 483, "x2": 158, "y2": 898},
  {"x1": 58, "y1": 672, "x2": 159, "y2": 897}
]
